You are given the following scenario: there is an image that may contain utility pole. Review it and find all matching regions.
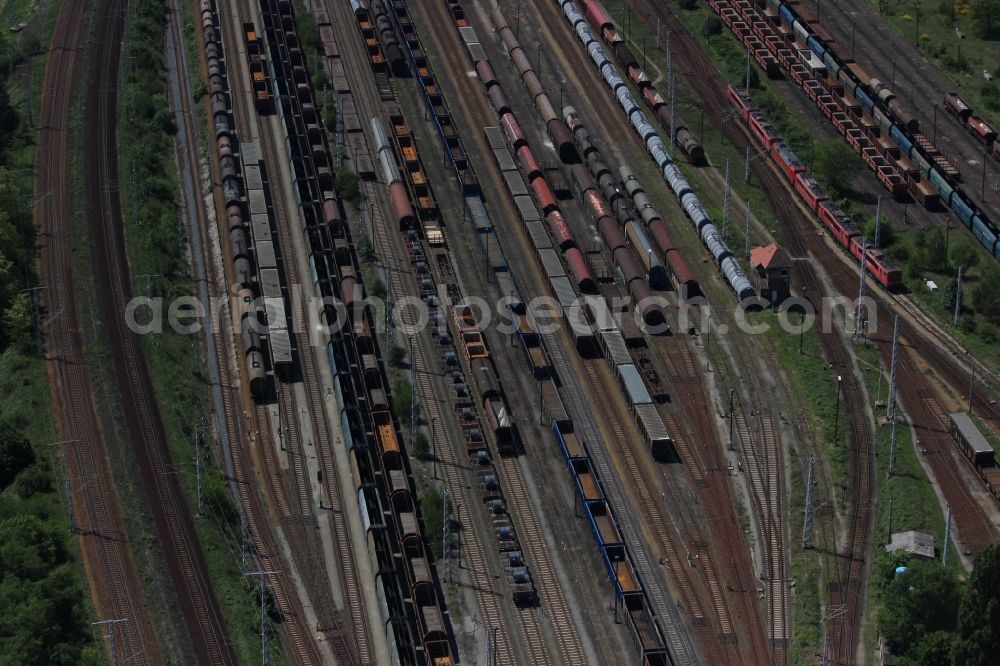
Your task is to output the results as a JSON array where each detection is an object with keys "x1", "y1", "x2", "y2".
[
  {"x1": 887, "y1": 497, "x2": 893, "y2": 544},
  {"x1": 443, "y1": 488, "x2": 451, "y2": 582},
  {"x1": 195, "y1": 429, "x2": 204, "y2": 516},
  {"x1": 92, "y1": 618, "x2": 129, "y2": 665},
  {"x1": 744, "y1": 145, "x2": 752, "y2": 184},
  {"x1": 954, "y1": 266, "x2": 963, "y2": 326},
  {"x1": 874, "y1": 197, "x2": 882, "y2": 248},
  {"x1": 728, "y1": 389, "x2": 735, "y2": 450},
  {"x1": 888, "y1": 315, "x2": 900, "y2": 422},
  {"x1": 745, "y1": 202, "x2": 752, "y2": 261},
  {"x1": 705, "y1": 312, "x2": 712, "y2": 373},
  {"x1": 889, "y1": 315, "x2": 900, "y2": 475},
  {"x1": 722, "y1": 158, "x2": 732, "y2": 239},
  {"x1": 969, "y1": 357, "x2": 976, "y2": 414},
  {"x1": 833, "y1": 375, "x2": 843, "y2": 445},
  {"x1": 669, "y1": 72, "x2": 677, "y2": 159},
  {"x1": 855, "y1": 238, "x2": 867, "y2": 339},
  {"x1": 410, "y1": 337, "x2": 416, "y2": 452},
  {"x1": 746, "y1": 46, "x2": 751, "y2": 91},
  {"x1": 52, "y1": 439, "x2": 79, "y2": 533},
  {"x1": 246, "y1": 570, "x2": 279, "y2": 666},
  {"x1": 942, "y1": 507, "x2": 952, "y2": 568},
  {"x1": 802, "y1": 456, "x2": 815, "y2": 549}
]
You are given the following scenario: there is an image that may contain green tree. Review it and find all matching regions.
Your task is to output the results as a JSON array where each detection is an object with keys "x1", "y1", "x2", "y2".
[
  {"x1": 971, "y1": 0, "x2": 1000, "y2": 40},
  {"x1": 813, "y1": 140, "x2": 861, "y2": 197},
  {"x1": 0, "y1": 420, "x2": 34, "y2": 489},
  {"x1": 335, "y1": 168, "x2": 359, "y2": 206},
  {"x1": 950, "y1": 238, "x2": 981, "y2": 272},
  {"x1": 973, "y1": 266, "x2": 1000, "y2": 323},
  {"x1": 389, "y1": 344, "x2": 407, "y2": 367},
  {"x1": 392, "y1": 379, "x2": 413, "y2": 428},
  {"x1": 896, "y1": 630, "x2": 953, "y2": 665},
  {"x1": 912, "y1": 228, "x2": 949, "y2": 273},
  {"x1": 420, "y1": 485, "x2": 445, "y2": 558},
  {"x1": 953, "y1": 544, "x2": 1000, "y2": 665},
  {"x1": 0, "y1": 515, "x2": 65, "y2": 581},
  {"x1": 878, "y1": 560, "x2": 961, "y2": 654},
  {"x1": 864, "y1": 213, "x2": 895, "y2": 249}
]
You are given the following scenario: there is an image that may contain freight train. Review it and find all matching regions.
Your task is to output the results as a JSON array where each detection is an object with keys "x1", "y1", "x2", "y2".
[
  {"x1": 945, "y1": 92, "x2": 1000, "y2": 163},
  {"x1": 557, "y1": 0, "x2": 757, "y2": 303},
  {"x1": 201, "y1": 4, "x2": 302, "y2": 396},
  {"x1": 761, "y1": 0, "x2": 1000, "y2": 262},
  {"x1": 728, "y1": 85, "x2": 902, "y2": 288},
  {"x1": 254, "y1": 0, "x2": 457, "y2": 662},
  {"x1": 949, "y1": 412, "x2": 1000, "y2": 506},
  {"x1": 561, "y1": 105, "x2": 671, "y2": 295},
  {"x1": 619, "y1": 165, "x2": 701, "y2": 298},
  {"x1": 582, "y1": 0, "x2": 706, "y2": 165}
]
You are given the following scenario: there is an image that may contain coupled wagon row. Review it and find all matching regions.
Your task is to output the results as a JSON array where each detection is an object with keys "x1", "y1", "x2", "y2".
[
  {"x1": 256, "y1": 1, "x2": 456, "y2": 662},
  {"x1": 199, "y1": 1, "x2": 297, "y2": 397},
  {"x1": 435, "y1": 2, "x2": 673, "y2": 662},
  {"x1": 944, "y1": 92, "x2": 1000, "y2": 164},
  {"x1": 564, "y1": 106, "x2": 700, "y2": 299},
  {"x1": 728, "y1": 85, "x2": 902, "y2": 288},
  {"x1": 464, "y1": 3, "x2": 678, "y2": 456},
  {"x1": 757, "y1": 0, "x2": 1000, "y2": 262},
  {"x1": 372, "y1": 112, "x2": 538, "y2": 606},
  {"x1": 581, "y1": 0, "x2": 705, "y2": 165},
  {"x1": 314, "y1": 6, "x2": 374, "y2": 177},
  {"x1": 485, "y1": 5, "x2": 691, "y2": 326},
  {"x1": 551, "y1": 416, "x2": 669, "y2": 666},
  {"x1": 555, "y1": 0, "x2": 756, "y2": 304},
  {"x1": 708, "y1": 0, "x2": 915, "y2": 199}
]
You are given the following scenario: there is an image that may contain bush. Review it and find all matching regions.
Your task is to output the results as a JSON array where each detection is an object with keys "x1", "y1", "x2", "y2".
[
  {"x1": 392, "y1": 379, "x2": 413, "y2": 427},
  {"x1": 701, "y1": 16, "x2": 722, "y2": 37},
  {"x1": 419, "y1": 485, "x2": 445, "y2": 557},
  {"x1": 335, "y1": 168, "x2": 359, "y2": 206},
  {"x1": 977, "y1": 321, "x2": 997, "y2": 343},
  {"x1": 14, "y1": 464, "x2": 52, "y2": 498},
  {"x1": 0, "y1": 421, "x2": 35, "y2": 489},
  {"x1": 413, "y1": 432, "x2": 430, "y2": 460},
  {"x1": 389, "y1": 344, "x2": 406, "y2": 367}
]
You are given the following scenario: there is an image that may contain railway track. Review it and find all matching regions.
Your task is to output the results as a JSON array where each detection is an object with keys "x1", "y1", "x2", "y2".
[
  {"x1": 84, "y1": 0, "x2": 238, "y2": 660},
  {"x1": 732, "y1": 397, "x2": 789, "y2": 654},
  {"x1": 614, "y1": 1, "x2": 880, "y2": 660},
  {"x1": 34, "y1": 0, "x2": 161, "y2": 662},
  {"x1": 217, "y1": 0, "x2": 378, "y2": 660},
  {"x1": 812, "y1": 0, "x2": 1000, "y2": 218},
  {"x1": 361, "y1": 176, "x2": 522, "y2": 665},
  {"x1": 470, "y1": 1, "x2": 765, "y2": 660}
]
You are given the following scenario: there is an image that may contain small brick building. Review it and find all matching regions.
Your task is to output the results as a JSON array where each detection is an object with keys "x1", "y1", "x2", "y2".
[{"x1": 750, "y1": 244, "x2": 791, "y2": 305}]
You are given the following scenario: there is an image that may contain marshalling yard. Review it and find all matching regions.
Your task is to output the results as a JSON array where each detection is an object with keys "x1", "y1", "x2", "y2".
[{"x1": 22, "y1": 0, "x2": 1000, "y2": 664}]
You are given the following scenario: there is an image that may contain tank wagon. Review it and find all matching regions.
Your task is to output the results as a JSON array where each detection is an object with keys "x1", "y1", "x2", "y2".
[
  {"x1": 201, "y1": 3, "x2": 306, "y2": 395},
  {"x1": 728, "y1": 85, "x2": 901, "y2": 288},
  {"x1": 619, "y1": 165, "x2": 701, "y2": 298},
  {"x1": 558, "y1": 0, "x2": 756, "y2": 304},
  {"x1": 485, "y1": 8, "x2": 668, "y2": 325},
  {"x1": 432, "y1": 2, "x2": 684, "y2": 660},
  {"x1": 563, "y1": 107, "x2": 670, "y2": 293},
  {"x1": 581, "y1": 0, "x2": 706, "y2": 165},
  {"x1": 253, "y1": 0, "x2": 461, "y2": 661}
]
